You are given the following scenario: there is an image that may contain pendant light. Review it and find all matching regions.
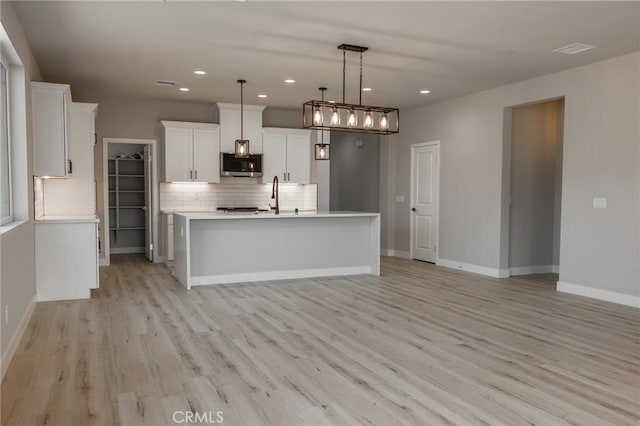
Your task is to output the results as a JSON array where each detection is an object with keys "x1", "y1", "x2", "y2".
[
  {"x1": 303, "y1": 43, "x2": 399, "y2": 135},
  {"x1": 314, "y1": 87, "x2": 330, "y2": 160},
  {"x1": 235, "y1": 79, "x2": 250, "y2": 157}
]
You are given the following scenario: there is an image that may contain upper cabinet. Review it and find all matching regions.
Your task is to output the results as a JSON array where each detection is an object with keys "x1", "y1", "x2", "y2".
[
  {"x1": 262, "y1": 128, "x2": 311, "y2": 184},
  {"x1": 217, "y1": 103, "x2": 266, "y2": 154},
  {"x1": 32, "y1": 82, "x2": 72, "y2": 177},
  {"x1": 160, "y1": 121, "x2": 220, "y2": 183}
]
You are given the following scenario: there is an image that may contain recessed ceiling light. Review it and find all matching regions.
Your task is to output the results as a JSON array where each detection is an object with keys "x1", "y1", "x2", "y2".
[
  {"x1": 552, "y1": 43, "x2": 596, "y2": 55},
  {"x1": 420, "y1": 90, "x2": 430, "y2": 94},
  {"x1": 362, "y1": 87, "x2": 372, "y2": 92},
  {"x1": 257, "y1": 94, "x2": 267, "y2": 98},
  {"x1": 328, "y1": 100, "x2": 336, "y2": 103},
  {"x1": 284, "y1": 79, "x2": 296, "y2": 84},
  {"x1": 193, "y1": 70, "x2": 206, "y2": 75},
  {"x1": 179, "y1": 87, "x2": 190, "y2": 92}
]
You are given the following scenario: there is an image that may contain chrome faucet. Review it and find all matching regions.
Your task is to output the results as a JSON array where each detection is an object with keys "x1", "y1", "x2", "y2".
[{"x1": 271, "y1": 175, "x2": 279, "y2": 215}]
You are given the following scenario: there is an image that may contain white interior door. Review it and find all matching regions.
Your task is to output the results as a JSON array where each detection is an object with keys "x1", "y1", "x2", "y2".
[
  {"x1": 144, "y1": 145, "x2": 153, "y2": 261},
  {"x1": 411, "y1": 143, "x2": 439, "y2": 262}
]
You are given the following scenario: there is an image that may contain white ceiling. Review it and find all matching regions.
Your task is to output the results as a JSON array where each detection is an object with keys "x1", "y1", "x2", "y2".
[{"x1": 13, "y1": 1, "x2": 640, "y2": 109}]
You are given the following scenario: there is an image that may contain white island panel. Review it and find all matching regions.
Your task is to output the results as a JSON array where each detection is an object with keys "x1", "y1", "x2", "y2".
[{"x1": 173, "y1": 212, "x2": 380, "y2": 288}]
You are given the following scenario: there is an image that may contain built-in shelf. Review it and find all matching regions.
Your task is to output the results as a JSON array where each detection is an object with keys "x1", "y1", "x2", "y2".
[{"x1": 109, "y1": 157, "x2": 147, "y2": 235}]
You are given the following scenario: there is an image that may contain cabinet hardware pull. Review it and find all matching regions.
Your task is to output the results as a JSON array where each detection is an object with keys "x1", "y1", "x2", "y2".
[
  {"x1": 190, "y1": 170, "x2": 193, "y2": 179},
  {"x1": 68, "y1": 160, "x2": 73, "y2": 174},
  {"x1": 195, "y1": 170, "x2": 198, "y2": 180}
]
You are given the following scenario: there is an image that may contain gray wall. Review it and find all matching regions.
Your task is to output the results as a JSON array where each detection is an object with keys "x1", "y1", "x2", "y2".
[
  {"x1": 509, "y1": 99, "x2": 563, "y2": 269},
  {"x1": 0, "y1": 1, "x2": 42, "y2": 372},
  {"x1": 330, "y1": 132, "x2": 379, "y2": 212},
  {"x1": 381, "y1": 52, "x2": 640, "y2": 297}
]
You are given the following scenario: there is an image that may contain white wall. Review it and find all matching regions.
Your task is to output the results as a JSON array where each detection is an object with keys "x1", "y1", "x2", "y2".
[
  {"x1": 0, "y1": 0, "x2": 42, "y2": 375},
  {"x1": 382, "y1": 52, "x2": 639, "y2": 299}
]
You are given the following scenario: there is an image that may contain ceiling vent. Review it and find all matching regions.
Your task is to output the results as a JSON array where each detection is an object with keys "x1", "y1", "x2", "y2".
[
  {"x1": 552, "y1": 43, "x2": 596, "y2": 55},
  {"x1": 155, "y1": 79, "x2": 177, "y2": 87}
]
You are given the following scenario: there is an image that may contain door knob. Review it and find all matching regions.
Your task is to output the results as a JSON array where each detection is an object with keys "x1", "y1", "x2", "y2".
[{"x1": 411, "y1": 207, "x2": 416, "y2": 212}]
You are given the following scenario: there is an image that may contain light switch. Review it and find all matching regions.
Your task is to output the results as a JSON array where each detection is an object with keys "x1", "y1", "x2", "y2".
[
  {"x1": 396, "y1": 195, "x2": 405, "y2": 203},
  {"x1": 593, "y1": 197, "x2": 607, "y2": 209}
]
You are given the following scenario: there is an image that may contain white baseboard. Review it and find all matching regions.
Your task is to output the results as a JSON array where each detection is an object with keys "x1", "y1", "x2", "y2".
[
  {"x1": 436, "y1": 258, "x2": 510, "y2": 278},
  {"x1": 1, "y1": 295, "x2": 37, "y2": 380},
  {"x1": 190, "y1": 266, "x2": 374, "y2": 286},
  {"x1": 510, "y1": 265, "x2": 559, "y2": 276},
  {"x1": 110, "y1": 247, "x2": 145, "y2": 255},
  {"x1": 99, "y1": 256, "x2": 110, "y2": 266},
  {"x1": 557, "y1": 281, "x2": 639, "y2": 308},
  {"x1": 381, "y1": 249, "x2": 411, "y2": 259}
]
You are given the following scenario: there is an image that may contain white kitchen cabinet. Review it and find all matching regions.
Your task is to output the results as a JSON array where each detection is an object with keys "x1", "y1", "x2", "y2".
[
  {"x1": 162, "y1": 212, "x2": 174, "y2": 264},
  {"x1": 35, "y1": 219, "x2": 99, "y2": 301},
  {"x1": 217, "y1": 103, "x2": 266, "y2": 154},
  {"x1": 161, "y1": 121, "x2": 220, "y2": 183},
  {"x1": 42, "y1": 103, "x2": 98, "y2": 216},
  {"x1": 262, "y1": 128, "x2": 311, "y2": 184},
  {"x1": 32, "y1": 82, "x2": 72, "y2": 177}
]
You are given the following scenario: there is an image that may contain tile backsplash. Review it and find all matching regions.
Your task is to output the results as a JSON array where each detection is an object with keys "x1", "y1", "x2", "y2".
[
  {"x1": 160, "y1": 178, "x2": 317, "y2": 213},
  {"x1": 34, "y1": 177, "x2": 44, "y2": 219}
]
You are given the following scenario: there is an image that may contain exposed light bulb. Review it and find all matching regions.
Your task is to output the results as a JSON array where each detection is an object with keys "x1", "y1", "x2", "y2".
[
  {"x1": 331, "y1": 107, "x2": 340, "y2": 125},
  {"x1": 239, "y1": 144, "x2": 245, "y2": 154},
  {"x1": 313, "y1": 106, "x2": 323, "y2": 125},
  {"x1": 320, "y1": 146, "x2": 326, "y2": 158},
  {"x1": 380, "y1": 113, "x2": 389, "y2": 130},
  {"x1": 347, "y1": 109, "x2": 357, "y2": 127},
  {"x1": 364, "y1": 110, "x2": 373, "y2": 128}
]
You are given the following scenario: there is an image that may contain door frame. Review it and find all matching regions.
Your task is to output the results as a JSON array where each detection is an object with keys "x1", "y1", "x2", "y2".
[
  {"x1": 409, "y1": 140, "x2": 441, "y2": 262},
  {"x1": 102, "y1": 137, "x2": 158, "y2": 265}
]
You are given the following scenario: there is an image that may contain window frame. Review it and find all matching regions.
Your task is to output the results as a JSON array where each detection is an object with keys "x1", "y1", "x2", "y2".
[{"x1": 0, "y1": 56, "x2": 12, "y2": 225}]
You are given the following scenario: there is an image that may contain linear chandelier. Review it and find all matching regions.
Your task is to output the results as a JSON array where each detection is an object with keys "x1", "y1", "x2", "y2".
[{"x1": 303, "y1": 43, "x2": 399, "y2": 135}]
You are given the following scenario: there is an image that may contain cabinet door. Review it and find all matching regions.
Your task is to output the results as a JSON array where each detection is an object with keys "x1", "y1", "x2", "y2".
[
  {"x1": 164, "y1": 127, "x2": 193, "y2": 182},
  {"x1": 286, "y1": 133, "x2": 311, "y2": 184},
  {"x1": 32, "y1": 84, "x2": 69, "y2": 177},
  {"x1": 219, "y1": 109, "x2": 240, "y2": 153},
  {"x1": 193, "y1": 128, "x2": 220, "y2": 183},
  {"x1": 262, "y1": 131, "x2": 287, "y2": 182},
  {"x1": 244, "y1": 110, "x2": 264, "y2": 154},
  {"x1": 68, "y1": 104, "x2": 95, "y2": 180}
]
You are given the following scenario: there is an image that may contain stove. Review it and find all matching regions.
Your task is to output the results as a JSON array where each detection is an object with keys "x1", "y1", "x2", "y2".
[{"x1": 216, "y1": 207, "x2": 269, "y2": 213}]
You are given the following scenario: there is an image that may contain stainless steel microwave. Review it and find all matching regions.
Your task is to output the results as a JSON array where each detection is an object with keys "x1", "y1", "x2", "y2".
[{"x1": 220, "y1": 153, "x2": 263, "y2": 177}]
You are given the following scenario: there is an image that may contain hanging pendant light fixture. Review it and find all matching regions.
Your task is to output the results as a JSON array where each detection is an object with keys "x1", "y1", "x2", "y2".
[
  {"x1": 235, "y1": 79, "x2": 250, "y2": 157},
  {"x1": 314, "y1": 87, "x2": 330, "y2": 160},
  {"x1": 303, "y1": 43, "x2": 399, "y2": 135}
]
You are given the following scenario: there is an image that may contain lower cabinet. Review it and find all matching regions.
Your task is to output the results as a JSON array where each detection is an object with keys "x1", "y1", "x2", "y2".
[
  {"x1": 162, "y1": 213, "x2": 174, "y2": 264},
  {"x1": 35, "y1": 221, "x2": 99, "y2": 301}
]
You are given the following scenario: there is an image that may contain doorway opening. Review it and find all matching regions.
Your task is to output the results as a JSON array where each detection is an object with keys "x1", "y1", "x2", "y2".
[
  {"x1": 410, "y1": 141, "x2": 440, "y2": 263},
  {"x1": 102, "y1": 138, "x2": 157, "y2": 263},
  {"x1": 504, "y1": 98, "x2": 564, "y2": 277}
]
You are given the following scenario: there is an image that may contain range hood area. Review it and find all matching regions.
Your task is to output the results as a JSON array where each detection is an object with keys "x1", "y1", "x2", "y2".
[{"x1": 216, "y1": 102, "x2": 266, "y2": 154}]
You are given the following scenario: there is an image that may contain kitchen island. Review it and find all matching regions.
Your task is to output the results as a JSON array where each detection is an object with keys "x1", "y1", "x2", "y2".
[{"x1": 173, "y1": 211, "x2": 380, "y2": 288}]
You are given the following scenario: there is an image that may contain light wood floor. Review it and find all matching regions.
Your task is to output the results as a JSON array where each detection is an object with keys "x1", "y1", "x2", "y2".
[{"x1": 2, "y1": 255, "x2": 639, "y2": 425}]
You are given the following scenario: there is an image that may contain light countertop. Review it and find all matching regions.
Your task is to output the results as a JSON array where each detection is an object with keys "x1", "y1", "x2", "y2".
[
  {"x1": 35, "y1": 215, "x2": 100, "y2": 224},
  {"x1": 174, "y1": 211, "x2": 379, "y2": 220}
]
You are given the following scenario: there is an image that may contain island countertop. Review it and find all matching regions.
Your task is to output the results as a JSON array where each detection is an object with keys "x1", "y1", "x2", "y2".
[
  {"x1": 172, "y1": 211, "x2": 380, "y2": 288},
  {"x1": 174, "y1": 211, "x2": 379, "y2": 220}
]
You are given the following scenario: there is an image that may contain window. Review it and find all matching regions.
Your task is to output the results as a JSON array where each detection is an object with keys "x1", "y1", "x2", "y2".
[{"x1": 0, "y1": 58, "x2": 11, "y2": 225}]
